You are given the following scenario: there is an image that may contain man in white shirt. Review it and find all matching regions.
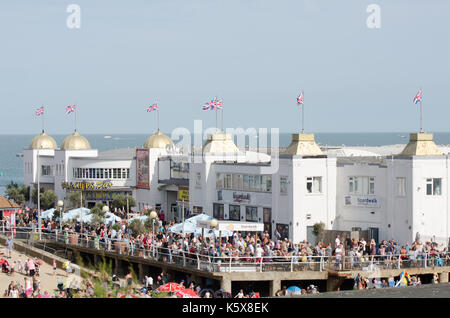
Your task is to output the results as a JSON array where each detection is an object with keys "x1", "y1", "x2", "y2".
[
  {"x1": 145, "y1": 275, "x2": 153, "y2": 289},
  {"x1": 335, "y1": 235, "x2": 341, "y2": 249}
]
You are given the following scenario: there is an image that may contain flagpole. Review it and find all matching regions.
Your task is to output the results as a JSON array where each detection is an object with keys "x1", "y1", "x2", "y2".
[
  {"x1": 75, "y1": 105, "x2": 77, "y2": 131},
  {"x1": 157, "y1": 108, "x2": 160, "y2": 131},
  {"x1": 221, "y1": 100, "x2": 224, "y2": 133},
  {"x1": 302, "y1": 91, "x2": 305, "y2": 133},
  {"x1": 420, "y1": 88, "x2": 423, "y2": 133},
  {"x1": 42, "y1": 105, "x2": 45, "y2": 132}
]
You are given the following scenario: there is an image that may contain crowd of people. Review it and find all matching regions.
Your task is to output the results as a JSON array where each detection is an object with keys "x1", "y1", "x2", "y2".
[
  {"x1": 3, "y1": 207, "x2": 450, "y2": 271},
  {"x1": 2, "y1": 205, "x2": 450, "y2": 298}
]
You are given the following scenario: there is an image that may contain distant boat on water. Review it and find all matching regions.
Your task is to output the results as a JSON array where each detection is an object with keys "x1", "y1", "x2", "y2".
[{"x1": 104, "y1": 136, "x2": 112, "y2": 139}]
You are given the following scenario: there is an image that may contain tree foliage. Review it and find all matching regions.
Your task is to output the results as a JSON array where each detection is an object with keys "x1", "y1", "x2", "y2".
[
  {"x1": 32, "y1": 188, "x2": 57, "y2": 210},
  {"x1": 5, "y1": 182, "x2": 29, "y2": 204},
  {"x1": 111, "y1": 194, "x2": 136, "y2": 211},
  {"x1": 65, "y1": 191, "x2": 86, "y2": 209},
  {"x1": 128, "y1": 219, "x2": 146, "y2": 235}
]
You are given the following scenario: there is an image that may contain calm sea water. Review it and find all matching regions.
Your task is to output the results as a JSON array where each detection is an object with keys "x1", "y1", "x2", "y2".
[{"x1": 2, "y1": 132, "x2": 450, "y2": 195}]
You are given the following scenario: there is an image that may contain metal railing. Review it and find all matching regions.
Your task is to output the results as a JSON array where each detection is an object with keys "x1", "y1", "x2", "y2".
[{"x1": 2, "y1": 228, "x2": 449, "y2": 273}]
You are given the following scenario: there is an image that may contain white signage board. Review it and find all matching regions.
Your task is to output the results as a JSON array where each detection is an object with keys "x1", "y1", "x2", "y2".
[
  {"x1": 218, "y1": 221, "x2": 264, "y2": 232},
  {"x1": 344, "y1": 195, "x2": 381, "y2": 208}
]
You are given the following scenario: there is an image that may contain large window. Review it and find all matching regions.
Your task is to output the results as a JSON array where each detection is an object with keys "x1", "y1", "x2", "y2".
[
  {"x1": 72, "y1": 167, "x2": 130, "y2": 180},
  {"x1": 229, "y1": 205, "x2": 241, "y2": 221},
  {"x1": 306, "y1": 177, "x2": 322, "y2": 194},
  {"x1": 426, "y1": 178, "x2": 442, "y2": 196},
  {"x1": 245, "y1": 206, "x2": 258, "y2": 222},
  {"x1": 397, "y1": 177, "x2": 406, "y2": 196},
  {"x1": 216, "y1": 173, "x2": 272, "y2": 193},
  {"x1": 348, "y1": 176, "x2": 375, "y2": 195}
]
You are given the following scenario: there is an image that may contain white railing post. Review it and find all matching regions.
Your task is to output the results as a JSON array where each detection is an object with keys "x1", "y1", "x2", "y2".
[
  {"x1": 260, "y1": 258, "x2": 263, "y2": 272},
  {"x1": 183, "y1": 251, "x2": 186, "y2": 267},
  {"x1": 290, "y1": 257, "x2": 293, "y2": 272},
  {"x1": 424, "y1": 253, "x2": 428, "y2": 268},
  {"x1": 197, "y1": 254, "x2": 200, "y2": 270},
  {"x1": 398, "y1": 254, "x2": 401, "y2": 269},
  {"x1": 229, "y1": 256, "x2": 232, "y2": 272}
]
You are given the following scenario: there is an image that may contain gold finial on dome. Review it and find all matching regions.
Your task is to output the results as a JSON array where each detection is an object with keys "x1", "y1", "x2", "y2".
[
  {"x1": 143, "y1": 129, "x2": 174, "y2": 149},
  {"x1": 60, "y1": 130, "x2": 91, "y2": 150},
  {"x1": 397, "y1": 132, "x2": 443, "y2": 156},
  {"x1": 29, "y1": 130, "x2": 57, "y2": 149}
]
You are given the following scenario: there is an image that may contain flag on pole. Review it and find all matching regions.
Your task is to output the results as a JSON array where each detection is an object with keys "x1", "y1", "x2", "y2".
[
  {"x1": 66, "y1": 105, "x2": 76, "y2": 114},
  {"x1": 297, "y1": 92, "x2": 304, "y2": 105},
  {"x1": 147, "y1": 102, "x2": 159, "y2": 112},
  {"x1": 413, "y1": 90, "x2": 423, "y2": 104},
  {"x1": 35, "y1": 106, "x2": 44, "y2": 116},
  {"x1": 202, "y1": 98, "x2": 216, "y2": 110},
  {"x1": 216, "y1": 99, "x2": 223, "y2": 109}
]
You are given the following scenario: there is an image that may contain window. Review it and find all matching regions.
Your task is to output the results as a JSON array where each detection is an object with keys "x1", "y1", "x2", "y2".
[
  {"x1": 213, "y1": 203, "x2": 224, "y2": 220},
  {"x1": 426, "y1": 178, "x2": 442, "y2": 196},
  {"x1": 306, "y1": 177, "x2": 322, "y2": 193},
  {"x1": 224, "y1": 174, "x2": 232, "y2": 189},
  {"x1": 243, "y1": 175, "x2": 250, "y2": 191},
  {"x1": 195, "y1": 172, "x2": 201, "y2": 187},
  {"x1": 246, "y1": 206, "x2": 258, "y2": 222},
  {"x1": 280, "y1": 176, "x2": 288, "y2": 194},
  {"x1": 232, "y1": 174, "x2": 243, "y2": 190},
  {"x1": 229, "y1": 205, "x2": 240, "y2": 221},
  {"x1": 216, "y1": 173, "x2": 224, "y2": 189},
  {"x1": 349, "y1": 176, "x2": 375, "y2": 195},
  {"x1": 397, "y1": 177, "x2": 406, "y2": 196},
  {"x1": 126, "y1": 169, "x2": 130, "y2": 179},
  {"x1": 41, "y1": 165, "x2": 52, "y2": 176},
  {"x1": 262, "y1": 175, "x2": 272, "y2": 192}
]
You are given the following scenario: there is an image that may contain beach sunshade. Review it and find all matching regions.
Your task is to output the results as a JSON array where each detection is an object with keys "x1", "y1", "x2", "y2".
[
  {"x1": 41, "y1": 208, "x2": 55, "y2": 220},
  {"x1": 176, "y1": 288, "x2": 199, "y2": 298},
  {"x1": 287, "y1": 286, "x2": 301, "y2": 295},
  {"x1": 158, "y1": 282, "x2": 184, "y2": 293}
]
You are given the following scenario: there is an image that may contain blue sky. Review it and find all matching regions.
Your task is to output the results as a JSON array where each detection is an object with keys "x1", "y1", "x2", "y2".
[{"x1": 0, "y1": 0, "x2": 449, "y2": 134}]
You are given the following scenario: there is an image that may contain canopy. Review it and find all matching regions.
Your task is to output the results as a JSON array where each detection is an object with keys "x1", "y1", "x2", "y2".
[
  {"x1": 168, "y1": 214, "x2": 233, "y2": 237},
  {"x1": 287, "y1": 286, "x2": 301, "y2": 295},
  {"x1": 128, "y1": 215, "x2": 148, "y2": 223},
  {"x1": 62, "y1": 207, "x2": 91, "y2": 223},
  {"x1": 158, "y1": 282, "x2": 184, "y2": 293},
  {"x1": 175, "y1": 288, "x2": 199, "y2": 298},
  {"x1": 41, "y1": 208, "x2": 55, "y2": 220},
  {"x1": 104, "y1": 212, "x2": 121, "y2": 225}
]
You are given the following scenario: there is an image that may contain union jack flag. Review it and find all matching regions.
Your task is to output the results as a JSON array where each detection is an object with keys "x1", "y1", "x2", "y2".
[
  {"x1": 202, "y1": 98, "x2": 216, "y2": 110},
  {"x1": 413, "y1": 90, "x2": 423, "y2": 104},
  {"x1": 216, "y1": 99, "x2": 223, "y2": 109},
  {"x1": 297, "y1": 92, "x2": 304, "y2": 105},
  {"x1": 147, "y1": 103, "x2": 159, "y2": 112},
  {"x1": 66, "y1": 105, "x2": 76, "y2": 114},
  {"x1": 35, "y1": 106, "x2": 44, "y2": 116}
]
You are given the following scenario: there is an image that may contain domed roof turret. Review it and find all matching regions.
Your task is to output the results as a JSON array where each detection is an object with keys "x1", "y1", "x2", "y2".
[
  {"x1": 143, "y1": 129, "x2": 174, "y2": 149},
  {"x1": 29, "y1": 130, "x2": 57, "y2": 149},
  {"x1": 60, "y1": 130, "x2": 91, "y2": 150}
]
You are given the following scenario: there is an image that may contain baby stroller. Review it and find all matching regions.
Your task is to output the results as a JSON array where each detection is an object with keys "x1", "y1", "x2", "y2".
[{"x1": 1, "y1": 259, "x2": 11, "y2": 274}]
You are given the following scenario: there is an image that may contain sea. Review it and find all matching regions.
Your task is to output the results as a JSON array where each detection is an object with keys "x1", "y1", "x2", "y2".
[{"x1": 3, "y1": 132, "x2": 450, "y2": 196}]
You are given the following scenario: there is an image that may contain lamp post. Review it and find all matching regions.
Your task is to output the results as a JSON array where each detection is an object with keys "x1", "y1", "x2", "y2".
[
  {"x1": 149, "y1": 210, "x2": 158, "y2": 258},
  {"x1": 57, "y1": 200, "x2": 64, "y2": 240},
  {"x1": 102, "y1": 205, "x2": 110, "y2": 251},
  {"x1": 210, "y1": 218, "x2": 218, "y2": 250}
]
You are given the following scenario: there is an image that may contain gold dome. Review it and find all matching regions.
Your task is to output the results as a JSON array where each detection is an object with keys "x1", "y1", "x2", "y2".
[
  {"x1": 29, "y1": 131, "x2": 58, "y2": 149},
  {"x1": 144, "y1": 130, "x2": 174, "y2": 149},
  {"x1": 60, "y1": 130, "x2": 91, "y2": 150}
]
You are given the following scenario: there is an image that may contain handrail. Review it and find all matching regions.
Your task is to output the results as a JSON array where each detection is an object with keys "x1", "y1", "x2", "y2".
[{"x1": 1, "y1": 228, "x2": 449, "y2": 273}]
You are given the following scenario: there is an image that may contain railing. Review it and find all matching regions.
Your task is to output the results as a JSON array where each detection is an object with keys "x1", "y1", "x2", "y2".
[{"x1": 2, "y1": 228, "x2": 450, "y2": 274}]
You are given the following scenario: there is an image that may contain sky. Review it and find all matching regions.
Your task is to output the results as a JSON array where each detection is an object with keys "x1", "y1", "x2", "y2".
[{"x1": 0, "y1": 0, "x2": 449, "y2": 134}]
